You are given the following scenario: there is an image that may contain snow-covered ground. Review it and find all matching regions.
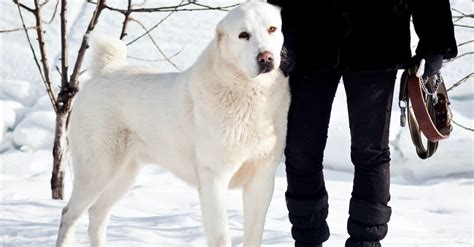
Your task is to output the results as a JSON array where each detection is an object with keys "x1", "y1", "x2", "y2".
[{"x1": 1, "y1": 0, "x2": 473, "y2": 246}]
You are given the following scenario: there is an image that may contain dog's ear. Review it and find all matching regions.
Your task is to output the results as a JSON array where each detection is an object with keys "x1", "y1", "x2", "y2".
[
  {"x1": 216, "y1": 20, "x2": 226, "y2": 44},
  {"x1": 216, "y1": 29, "x2": 224, "y2": 44}
]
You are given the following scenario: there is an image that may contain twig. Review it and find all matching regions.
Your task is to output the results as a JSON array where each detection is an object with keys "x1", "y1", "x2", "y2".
[
  {"x1": 67, "y1": 0, "x2": 106, "y2": 101},
  {"x1": 85, "y1": 0, "x2": 237, "y2": 45},
  {"x1": 129, "y1": 17, "x2": 179, "y2": 70},
  {"x1": 15, "y1": 4, "x2": 43, "y2": 80},
  {"x1": 454, "y1": 24, "x2": 474, "y2": 29},
  {"x1": 1, "y1": 0, "x2": 58, "y2": 34},
  {"x1": 454, "y1": 51, "x2": 474, "y2": 60},
  {"x1": 60, "y1": 0, "x2": 69, "y2": 91},
  {"x1": 0, "y1": 26, "x2": 36, "y2": 33},
  {"x1": 86, "y1": 0, "x2": 236, "y2": 13},
  {"x1": 126, "y1": 6, "x2": 177, "y2": 46},
  {"x1": 452, "y1": 119, "x2": 474, "y2": 132},
  {"x1": 452, "y1": 14, "x2": 474, "y2": 18},
  {"x1": 451, "y1": 8, "x2": 465, "y2": 16},
  {"x1": 192, "y1": 2, "x2": 239, "y2": 11},
  {"x1": 13, "y1": 0, "x2": 35, "y2": 13},
  {"x1": 86, "y1": 0, "x2": 191, "y2": 13},
  {"x1": 40, "y1": 0, "x2": 50, "y2": 6},
  {"x1": 119, "y1": 0, "x2": 133, "y2": 40},
  {"x1": 447, "y1": 73, "x2": 473, "y2": 92},
  {"x1": 34, "y1": 0, "x2": 57, "y2": 111},
  {"x1": 127, "y1": 46, "x2": 184, "y2": 62},
  {"x1": 44, "y1": 0, "x2": 59, "y2": 24},
  {"x1": 444, "y1": 51, "x2": 474, "y2": 64},
  {"x1": 55, "y1": 65, "x2": 62, "y2": 77},
  {"x1": 451, "y1": 8, "x2": 474, "y2": 23},
  {"x1": 16, "y1": 0, "x2": 57, "y2": 112},
  {"x1": 458, "y1": 40, "x2": 474, "y2": 47}
]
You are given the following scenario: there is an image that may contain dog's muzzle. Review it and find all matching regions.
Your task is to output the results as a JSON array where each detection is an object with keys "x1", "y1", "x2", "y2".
[{"x1": 257, "y1": 51, "x2": 274, "y2": 74}]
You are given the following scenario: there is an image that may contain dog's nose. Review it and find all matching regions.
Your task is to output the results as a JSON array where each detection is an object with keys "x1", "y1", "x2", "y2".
[
  {"x1": 257, "y1": 51, "x2": 274, "y2": 73},
  {"x1": 257, "y1": 51, "x2": 273, "y2": 65}
]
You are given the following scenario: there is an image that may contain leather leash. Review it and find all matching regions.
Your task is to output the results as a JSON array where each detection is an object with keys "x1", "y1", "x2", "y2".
[{"x1": 399, "y1": 69, "x2": 452, "y2": 159}]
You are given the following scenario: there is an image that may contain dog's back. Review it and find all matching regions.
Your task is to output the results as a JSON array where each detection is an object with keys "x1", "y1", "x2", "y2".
[{"x1": 69, "y1": 36, "x2": 196, "y2": 183}]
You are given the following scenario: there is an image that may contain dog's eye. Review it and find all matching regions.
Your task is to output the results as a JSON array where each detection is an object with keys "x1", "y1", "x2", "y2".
[
  {"x1": 268, "y1": 26, "x2": 277, "y2": 34},
  {"x1": 238, "y1": 31, "x2": 250, "y2": 40}
]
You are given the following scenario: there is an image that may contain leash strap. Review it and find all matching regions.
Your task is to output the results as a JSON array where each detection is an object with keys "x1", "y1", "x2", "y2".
[{"x1": 399, "y1": 70, "x2": 452, "y2": 159}]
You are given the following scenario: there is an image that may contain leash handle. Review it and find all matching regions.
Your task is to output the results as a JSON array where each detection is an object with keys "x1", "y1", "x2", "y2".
[{"x1": 400, "y1": 69, "x2": 453, "y2": 159}]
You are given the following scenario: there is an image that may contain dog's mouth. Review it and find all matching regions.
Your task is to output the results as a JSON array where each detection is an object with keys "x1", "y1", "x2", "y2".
[{"x1": 258, "y1": 63, "x2": 275, "y2": 74}]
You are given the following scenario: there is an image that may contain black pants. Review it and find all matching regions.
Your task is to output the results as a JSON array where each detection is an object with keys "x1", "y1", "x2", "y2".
[{"x1": 285, "y1": 69, "x2": 396, "y2": 247}]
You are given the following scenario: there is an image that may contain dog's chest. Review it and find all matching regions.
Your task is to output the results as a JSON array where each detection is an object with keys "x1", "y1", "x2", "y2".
[{"x1": 217, "y1": 93, "x2": 277, "y2": 156}]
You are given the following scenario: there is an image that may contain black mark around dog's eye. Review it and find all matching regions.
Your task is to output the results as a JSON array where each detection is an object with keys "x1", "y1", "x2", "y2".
[
  {"x1": 268, "y1": 26, "x2": 277, "y2": 34},
  {"x1": 239, "y1": 31, "x2": 250, "y2": 40}
]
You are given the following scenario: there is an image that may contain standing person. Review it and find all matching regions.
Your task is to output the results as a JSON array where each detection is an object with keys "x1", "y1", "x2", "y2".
[{"x1": 267, "y1": 0, "x2": 457, "y2": 246}]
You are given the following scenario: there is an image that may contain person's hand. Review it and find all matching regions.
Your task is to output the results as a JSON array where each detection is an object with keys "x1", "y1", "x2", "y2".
[{"x1": 412, "y1": 54, "x2": 443, "y2": 77}]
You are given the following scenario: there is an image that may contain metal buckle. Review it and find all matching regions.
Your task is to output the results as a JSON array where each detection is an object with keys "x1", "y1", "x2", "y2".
[{"x1": 399, "y1": 100, "x2": 407, "y2": 127}]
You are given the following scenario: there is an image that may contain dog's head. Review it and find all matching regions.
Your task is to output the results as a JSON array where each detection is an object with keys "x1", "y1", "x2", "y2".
[{"x1": 215, "y1": 1, "x2": 283, "y2": 79}]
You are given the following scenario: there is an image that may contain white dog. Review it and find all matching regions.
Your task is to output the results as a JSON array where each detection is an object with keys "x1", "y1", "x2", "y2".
[{"x1": 56, "y1": 1, "x2": 290, "y2": 247}]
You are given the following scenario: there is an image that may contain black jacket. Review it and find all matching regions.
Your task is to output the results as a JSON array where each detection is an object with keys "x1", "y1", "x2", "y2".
[{"x1": 268, "y1": 0, "x2": 457, "y2": 71}]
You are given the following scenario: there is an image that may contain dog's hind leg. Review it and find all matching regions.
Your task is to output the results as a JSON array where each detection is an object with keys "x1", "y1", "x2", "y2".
[
  {"x1": 88, "y1": 160, "x2": 142, "y2": 247},
  {"x1": 242, "y1": 161, "x2": 278, "y2": 247},
  {"x1": 56, "y1": 154, "x2": 123, "y2": 247}
]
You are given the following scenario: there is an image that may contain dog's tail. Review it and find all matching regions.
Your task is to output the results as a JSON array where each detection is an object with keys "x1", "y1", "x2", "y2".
[{"x1": 88, "y1": 34, "x2": 127, "y2": 77}]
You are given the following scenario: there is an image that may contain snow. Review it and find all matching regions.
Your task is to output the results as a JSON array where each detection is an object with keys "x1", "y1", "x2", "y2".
[
  {"x1": 1, "y1": 80, "x2": 41, "y2": 106},
  {"x1": 0, "y1": 0, "x2": 473, "y2": 246}
]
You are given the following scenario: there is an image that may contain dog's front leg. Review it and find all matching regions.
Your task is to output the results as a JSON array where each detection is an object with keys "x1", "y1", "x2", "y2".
[
  {"x1": 242, "y1": 161, "x2": 278, "y2": 247},
  {"x1": 197, "y1": 166, "x2": 231, "y2": 247}
]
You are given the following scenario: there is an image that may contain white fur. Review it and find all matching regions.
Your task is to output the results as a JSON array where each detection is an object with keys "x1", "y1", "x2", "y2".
[{"x1": 56, "y1": 2, "x2": 290, "y2": 247}]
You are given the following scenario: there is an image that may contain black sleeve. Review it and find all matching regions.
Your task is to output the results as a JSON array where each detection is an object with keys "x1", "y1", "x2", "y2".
[{"x1": 410, "y1": 0, "x2": 458, "y2": 59}]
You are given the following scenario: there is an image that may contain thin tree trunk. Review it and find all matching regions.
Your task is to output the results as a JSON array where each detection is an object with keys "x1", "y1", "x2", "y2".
[
  {"x1": 51, "y1": 112, "x2": 68, "y2": 199},
  {"x1": 50, "y1": 0, "x2": 69, "y2": 200}
]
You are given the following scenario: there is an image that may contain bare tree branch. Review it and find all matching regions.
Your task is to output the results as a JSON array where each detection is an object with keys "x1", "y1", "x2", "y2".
[
  {"x1": 13, "y1": 0, "x2": 35, "y2": 13},
  {"x1": 447, "y1": 72, "x2": 473, "y2": 92},
  {"x1": 55, "y1": 65, "x2": 62, "y2": 77},
  {"x1": 454, "y1": 24, "x2": 474, "y2": 29},
  {"x1": 67, "y1": 0, "x2": 106, "y2": 100},
  {"x1": 119, "y1": 0, "x2": 133, "y2": 40},
  {"x1": 443, "y1": 52, "x2": 474, "y2": 65},
  {"x1": 452, "y1": 119, "x2": 474, "y2": 132},
  {"x1": 0, "y1": 26, "x2": 36, "y2": 33},
  {"x1": 86, "y1": 0, "x2": 237, "y2": 13},
  {"x1": 451, "y1": 8, "x2": 466, "y2": 16},
  {"x1": 452, "y1": 8, "x2": 474, "y2": 23},
  {"x1": 191, "y1": 2, "x2": 239, "y2": 11},
  {"x1": 458, "y1": 40, "x2": 474, "y2": 47},
  {"x1": 40, "y1": 0, "x2": 50, "y2": 6},
  {"x1": 1, "y1": 0, "x2": 58, "y2": 33},
  {"x1": 453, "y1": 51, "x2": 474, "y2": 60},
  {"x1": 128, "y1": 45, "x2": 184, "y2": 62},
  {"x1": 33, "y1": 0, "x2": 57, "y2": 111},
  {"x1": 16, "y1": 0, "x2": 58, "y2": 112},
  {"x1": 85, "y1": 0, "x2": 237, "y2": 46},
  {"x1": 59, "y1": 0, "x2": 68, "y2": 91},
  {"x1": 452, "y1": 14, "x2": 474, "y2": 18},
  {"x1": 129, "y1": 17, "x2": 180, "y2": 70},
  {"x1": 126, "y1": 8, "x2": 177, "y2": 46},
  {"x1": 44, "y1": 0, "x2": 59, "y2": 24}
]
